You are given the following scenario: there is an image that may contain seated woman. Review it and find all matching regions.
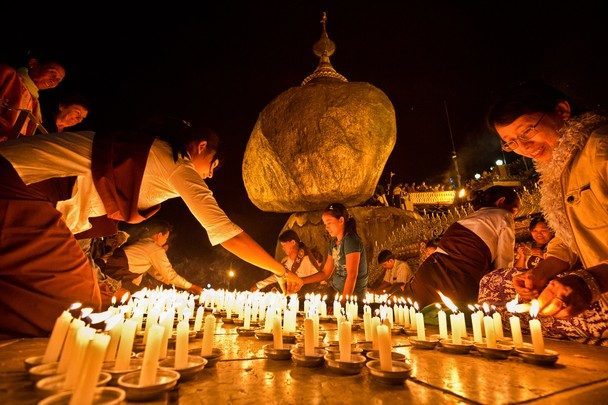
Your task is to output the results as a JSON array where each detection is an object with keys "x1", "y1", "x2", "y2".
[
  {"x1": 0, "y1": 119, "x2": 301, "y2": 336},
  {"x1": 514, "y1": 215, "x2": 554, "y2": 270},
  {"x1": 295, "y1": 203, "x2": 368, "y2": 305},
  {"x1": 479, "y1": 81, "x2": 608, "y2": 344},
  {"x1": 99, "y1": 220, "x2": 202, "y2": 296},
  {"x1": 406, "y1": 186, "x2": 520, "y2": 307},
  {"x1": 250, "y1": 229, "x2": 321, "y2": 292}
]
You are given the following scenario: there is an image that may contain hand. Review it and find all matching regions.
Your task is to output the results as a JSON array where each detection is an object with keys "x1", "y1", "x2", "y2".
[
  {"x1": 283, "y1": 271, "x2": 303, "y2": 294},
  {"x1": 249, "y1": 285, "x2": 259, "y2": 292},
  {"x1": 538, "y1": 276, "x2": 592, "y2": 318},
  {"x1": 187, "y1": 284, "x2": 203, "y2": 295},
  {"x1": 512, "y1": 270, "x2": 549, "y2": 301}
]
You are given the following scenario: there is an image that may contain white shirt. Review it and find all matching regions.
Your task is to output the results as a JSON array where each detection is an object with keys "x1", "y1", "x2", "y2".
[
  {"x1": 124, "y1": 238, "x2": 191, "y2": 290},
  {"x1": 255, "y1": 255, "x2": 318, "y2": 290},
  {"x1": 382, "y1": 259, "x2": 412, "y2": 284},
  {"x1": 455, "y1": 207, "x2": 515, "y2": 269},
  {"x1": 0, "y1": 131, "x2": 242, "y2": 246}
]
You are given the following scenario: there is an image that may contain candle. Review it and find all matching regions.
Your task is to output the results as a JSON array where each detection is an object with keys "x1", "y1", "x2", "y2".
[
  {"x1": 43, "y1": 311, "x2": 72, "y2": 364},
  {"x1": 143, "y1": 309, "x2": 160, "y2": 344},
  {"x1": 174, "y1": 320, "x2": 189, "y2": 369},
  {"x1": 449, "y1": 314, "x2": 461, "y2": 344},
  {"x1": 272, "y1": 316, "x2": 283, "y2": 349},
  {"x1": 304, "y1": 318, "x2": 315, "y2": 356},
  {"x1": 458, "y1": 312, "x2": 467, "y2": 338},
  {"x1": 529, "y1": 300, "x2": 544, "y2": 354},
  {"x1": 69, "y1": 333, "x2": 110, "y2": 405},
  {"x1": 492, "y1": 310, "x2": 504, "y2": 339},
  {"x1": 64, "y1": 325, "x2": 95, "y2": 388},
  {"x1": 104, "y1": 317, "x2": 123, "y2": 362},
  {"x1": 482, "y1": 304, "x2": 497, "y2": 349},
  {"x1": 114, "y1": 319, "x2": 137, "y2": 370},
  {"x1": 244, "y1": 305, "x2": 251, "y2": 329},
  {"x1": 468, "y1": 306, "x2": 483, "y2": 344},
  {"x1": 312, "y1": 313, "x2": 320, "y2": 347},
  {"x1": 415, "y1": 312, "x2": 425, "y2": 341},
  {"x1": 506, "y1": 296, "x2": 524, "y2": 348},
  {"x1": 339, "y1": 320, "x2": 352, "y2": 362},
  {"x1": 57, "y1": 318, "x2": 85, "y2": 373},
  {"x1": 159, "y1": 312, "x2": 173, "y2": 359},
  {"x1": 194, "y1": 306, "x2": 204, "y2": 332},
  {"x1": 363, "y1": 310, "x2": 372, "y2": 341},
  {"x1": 377, "y1": 324, "x2": 393, "y2": 371},
  {"x1": 436, "y1": 304, "x2": 448, "y2": 340},
  {"x1": 201, "y1": 314, "x2": 216, "y2": 356},
  {"x1": 371, "y1": 317, "x2": 381, "y2": 349},
  {"x1": 409, "y1": 305, "x2": 417, "y2": 330},
  {"x1": 139, "y1": 324, "x2": 165, "y2": 386}
]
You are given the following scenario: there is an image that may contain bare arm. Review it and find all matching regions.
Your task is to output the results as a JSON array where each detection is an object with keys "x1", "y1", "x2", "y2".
[
  {"x1": 302, "y1": 255, "x2": 334, "y2": 285},
  {"x1": 342, "y1": 252, "x2": 360, "y2": 298},
  {"x1": 221, "y1": 231, "x2": 285, "y2": 276}
]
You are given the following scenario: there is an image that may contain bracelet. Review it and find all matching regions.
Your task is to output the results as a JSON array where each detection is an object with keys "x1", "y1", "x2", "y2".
[{"x1": 563, "y1": 269, "x2": 602, "y2": 303}]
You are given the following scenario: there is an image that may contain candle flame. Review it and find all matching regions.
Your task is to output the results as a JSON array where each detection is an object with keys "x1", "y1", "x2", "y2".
[
  {"x1": 80, "y1": 307, "x2": 94, "y2": 318},
  {"x1": 407, "y1": 297, "x2": 413, "y2": 306},
  {"x1": 104, "y1": 314, "x2": 123, "y2": 331},
  {"x1": 322, "y1": 295, "x2": 327, "y2": 301},
  {"x1": 437, "y1": 291, "x2": 458, "y2": 313},
  {"x1": 69, "y1": 302, "x2": 82, "y2": 310},
  {"x1": 111, "y1": 296, "x2": 117, "y2": 306},
  {"x1": 435, "y1": 303, "x2": 442, "y2": 310},
  {"x1": 482, "y1": 302, "x2": 490, "y2": 314},
  {"x1": 414, "y1": 302, "x2": 419, "y2": 311},
  {"x1": 120, "y1": 292, "x2": 130, "y2": 304},
  {"x1": 87, "y1": 310, "x2": 113, "y2": 325},
  {"x1": 467, "y1": 304, "x2": 476, "y2": 311},
  {"x1": 529, "y1": 299, "x2": 540, "y2": 318},
  {"x1": 506, "y1": 296, "x2": 518, "y2": 313}
]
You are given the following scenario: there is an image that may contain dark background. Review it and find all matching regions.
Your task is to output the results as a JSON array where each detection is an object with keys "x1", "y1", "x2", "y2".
[{"x1": 2, "y1": 1, "x2": 607, "y2": 288}]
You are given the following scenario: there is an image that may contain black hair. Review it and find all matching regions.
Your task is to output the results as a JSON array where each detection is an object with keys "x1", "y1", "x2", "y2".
[
  {"x1": 377, "y1": 250, "x2": 394, "y2": 264},
  {"x1": 424, "y1": 236, "x2": 442, "y2": 249},
  {"x1": 141, "y1": 220, "x2": 172, "y2": 239},
  {"x1": 529, "y1": 215, "x2": 549, "y2": 232},
  {"x1": 487, "y1": 81, "x2": 575, "y2": 133},
  {"x1": 323, "y1": 202, "x2": 358, "y2": 236},
  {"x1": 471, "y1": 186, "x2": 519, "y2": 211},
  {"x1": 279, "y1": 229, "x2": 301, "y2": 244}
]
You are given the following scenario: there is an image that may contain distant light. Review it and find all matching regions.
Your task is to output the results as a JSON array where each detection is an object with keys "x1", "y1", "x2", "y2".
[
  {"x1": 474, "y1": 173, "x2": 481, "y2": 180},
  {"x1": 495, "y1": 159, "x2": 504, "y2": 166},
  {"x1": 228, "y1": 270, "x2": 235, "y2": 278},
  {"x1": 458, "y1": 188, "x2": 466, "y2": 198}
]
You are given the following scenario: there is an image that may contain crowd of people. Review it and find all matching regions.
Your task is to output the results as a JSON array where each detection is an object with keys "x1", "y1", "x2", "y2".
[{"x1": 0, "y1": 54, "x2": 606, "y2": 346}]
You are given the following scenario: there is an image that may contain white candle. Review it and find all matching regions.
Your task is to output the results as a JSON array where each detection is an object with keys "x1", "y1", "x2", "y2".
[
  {"x1": 509, "y1": 315, "x2": 523, "y2": 348},
  {"x1": 43, "y1": 311, "x2": 72, "y2": 364},
  {"x1": 104, "y1": 318, "x2": 123, "y2": 362},
  {"x1": 114, "y1": 319, "x2": 137, "y2": 371},
  {"x1": 64, "y1": 326, "x2": 95, "y2": 388},
  {"x1": 409, "y1": 306, "x2": 417, "y2": 329},
  {"x1": 471, "y1": 312, "x2": 483, "y2": 343},
  {"x1": 483, "y1": 315, "x2": 497, "y2": 348},
  {"x1": 201, "y1": 314, "x2": 216, "y2": 356},
  {"x1": 450, "y1": 314, "x2": 461, "y2": 344},
  {"x1": 143, "y1": 309, "x2": 160, "y2": 344},
  {"x1": 194, "y1": 306, "x2": 204, "y2": 332},
  {"x1": 415, "y1": 312, "x2": 425, "y2": 341},
  {"x1": 139, "y1": 324, "x2": 165, "y2": 386},
  {"x1": 333, "y1": 300, "x2": 341, "y2": 317},
  {"x1": 174, "y1": 320, "x2": 189, "y2": 369},
  {"x1": 493, "y1": 311, "x2": 504, "y2": 339},
  {"x1": 312, "y1": 313, "x2": 320, "y2": 347},
  {"x1": 244, "y1": 305, "x2": 251, "y2": 329},
  {"x1": 339, "y1": 320, "x2": 352, "y2": 362},
  {"x1": 437, "y1": 306, "x2": 448, "y2": 340},
  {"x1": 57, "y1": 318, "x2": 84, "y2": 374},
  {"x1": 304, "y1": 318, "x2": 315, "y2": 356},
  {"x1": 377, "y1": 324, "x2": 393, "y2": 371},
  {"x1": 363, "y1": 311, "x2": 372, "y2": 341},
  {"x1": 403, "y1": 305, "x2": 410, "y2": 327},
  {"x1": 272, "y1": 316, "x2": 283, "y2": 350},
  {"x1": 69, "y1": 333, "x2": 110, "y2": 405},
  {"x1": 529, "y1": 300, "x2": 544, "y2": 354},
  {"x1": 371, "y1": 317, "x2": 381, "y2": 349},
  {"x1": 159, "y1": 312, "x2": 173, "y2": 360}
]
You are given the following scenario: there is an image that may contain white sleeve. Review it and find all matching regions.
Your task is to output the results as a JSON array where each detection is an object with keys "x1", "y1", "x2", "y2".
[
  {"x1": 383, "y1": 269, "x2": 392, "y2": 283},
  {"x1": 494, "y1": 217, "x2": 515, "y2": 269},
  {"x1": 396, "y1": 262, "x2": 412, "y2": 283},
  {"x1": 296, "y1": 256, "x2": 319, "y2": 277},
  {"x1": 148, "y1": 248, "x2": 192, "y2": 290},
  {"x1": 255, "y1": 275, "x2": 278, "y2": 290},
  {"x1": 168, "y1": 163, "x2": 243, "y2": 246}
]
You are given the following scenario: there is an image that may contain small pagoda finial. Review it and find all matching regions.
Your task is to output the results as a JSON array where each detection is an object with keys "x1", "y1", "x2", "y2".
[{"x1": 302, "y1": 12, "x2": 347, "y2": 86}]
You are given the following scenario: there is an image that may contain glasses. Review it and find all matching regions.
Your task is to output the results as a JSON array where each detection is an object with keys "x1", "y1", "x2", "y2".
[{"x1": 501, "y1": 114, "x2": 545, "y2": 152}]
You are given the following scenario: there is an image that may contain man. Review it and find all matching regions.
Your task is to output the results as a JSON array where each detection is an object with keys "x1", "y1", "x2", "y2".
[
  {"x1": 0, "y1": 57, "x2": 66, "y2": 140},
  {"x1": 372, "y1": 250, "x2": 413, "y2": 294},
  {"x1": 251, "y1": 230, "x2": 320, "y2": 292}
]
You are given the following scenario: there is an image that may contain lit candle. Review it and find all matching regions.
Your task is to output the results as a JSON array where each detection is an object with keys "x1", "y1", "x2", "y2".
[
  {"x1": 194, "y1": 306, "x2": 204, "y2": 332},
  {"x1": 339, "y1": 320, "x2": 352, "y2": 362},
  {"x1": 377, "y1": 324, "x2": 393, "y2": 371},
  {"x1": 64, "y1": 325, "x2": 95, "y2": 389},
  {"x1": 272, "y1": 315, "x2": 283, "y2": 350},
  {"x1": 159, "y1": 311, "x2": 173, "y2": 359},
  {"x1": 458, "y1": 312, "x2": 467, "y2": 338},
  {"x1": 114, "y1": 319, "x2": 137, "y2": 371},
  {"x1": 506, "y1": 297, "x2": 524, "y2": 348},
  {"x1": 409, "y1": 305, "x2": 417, "y2": 330},
  {"x1": 304, "y1": 318, "x2": 315, "y2": 356},
  {"x1": 449, "y1": 313, "x2": 461, "y2": 344},
  {"x1": 436, "y1": 304, "x2": 448, "y2": 340},
  {"x1": 416, "y1": 312, "x2": 425, "y2": 341},
  {"x1": 57, "y1": 318, "x2": 85, "y2": 374},
  {"x1": 482, "y1": 303, "x2": 496, "y2": 348},
  {"x1": 69, "y1": 333, "x2": 110, "y2": 405},
  {"x1": 363, "y1": 310, "x2": 372, "y2": 341},
  {"x1": 244, "y1": 305, "x2": 251, "y2": 329},
  {"x1": 104, "y1": 316, "x2": 123, "y2": 362},
  {"x1": 492, "y1": 307, "x2": 504, "y2": 339},
  {"x1": 139, "y1": 324, "x2": 165, "y2": 386},
  {"x1": 174, "y1": 320, "x2": 190, "y2": 369},
  {"x1": 468, "y1": 305, "x2": 483, "y2": 344},
  {"x1": 529, "y1": 300, "x2": 544, "y2": 354},
  {"x1": 312, "y1": 312, "x2": 320, "y2": 347},
  {"x1": 43, "y1": 310, "x2": 72, "y2": 364},
  {"x1": 201, "y1": 314, "x2": 216, "y2": 356},
  {"x1": 371, "y1": 316, "x2": 381, "y2": 349}
]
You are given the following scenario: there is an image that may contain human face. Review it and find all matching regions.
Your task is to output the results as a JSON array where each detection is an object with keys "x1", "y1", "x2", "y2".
[
  {"x1": 154, "y1": 231, "x2": 170, "y2": 247},
  {"x1": 322, "y1": 213, "x2": 344, "y2": 239},
  {"x1": 28, "y1": 60, "x2": 66, "y2": 90},
  {"x1": 280, "y1": 240, "x2": 298, "y2": 258},
  {"x1": 380, "y1": 259, "x2": 395, "y2": 270},
  {"x1": 188, "y1": 140, "x2": 219, "y2": 179},
  {"x1": 56, "y1": 104, "x2": 88, "y2": 130},
  {"x1": 530, "y1": 222, "x2": 553, "y2": 246},
  {"x1": 495, "y1": 113, "x2": 561, "y2": 162}
]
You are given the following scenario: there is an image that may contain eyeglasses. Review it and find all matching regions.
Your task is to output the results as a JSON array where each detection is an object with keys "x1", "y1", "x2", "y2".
[{"x1": 501, "y1": 114, "x2": 545, "y2": 152}]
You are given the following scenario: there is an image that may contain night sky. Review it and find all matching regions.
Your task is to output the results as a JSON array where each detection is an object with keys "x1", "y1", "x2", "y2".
[{"x1": 3, "y1": 1, "x2": 607, "y2": 286}]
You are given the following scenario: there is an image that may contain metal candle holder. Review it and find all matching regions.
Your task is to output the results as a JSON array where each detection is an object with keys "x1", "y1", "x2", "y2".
[
  {"x1": 24, "y1": 355, "x2": 44, "y2": 372},
  {"x1": 36, "y1": 372, "x2": 111, "y2": 394},
  {"x1": 159, "y1": 355, "x2": 207, "y2": 381},
  {"x1": 102, "y1": 359, "x2": 142, "y2": 384},
  {"x1": 263, "y1": 344, "x2": 294, "y2": 360},
  {"x1": 438, "y1": 338, "x2": 474, "y2": 354},
  {"x1": 366, "y1": 360, "x2": 412, "y2": 384},
  {"x1": 38, "y1": 386, "x2": 126, "y2": 405},
  {"x1": 410, "y1": 337, "x2": 439, "y2": 350},
  {"x1": 515, "y1": 347, "x2": 559, "y2": 366},
  {"x1": 365, "y1": 350, "x2": 406, "y2": 362},
  {"x1": 28, "y1": 362, "x2": 60, "y2": 382},
  {"x1": 236, "y1": 326, "x2": 257, "y2": 336},
  {"x1": 324, "y1": 353, "x2": 367, "y2": 375},
  {"x1": 117, "y1": 369, "x2": 180, "y2": 401},
  {"x1": 474, "y1": 343, "x2": 513, "y2": 360},
  {"x1": 190, "y1": 348, "x2": 224, "y2": 367},
  {"x1": 290, "y1": 347, "x2": 326, "y2": 367}
]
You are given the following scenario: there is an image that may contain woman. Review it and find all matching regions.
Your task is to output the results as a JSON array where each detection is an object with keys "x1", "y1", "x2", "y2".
[
  {"x1": 480, "y1": 81, "x2": 608, "y2": 343},
  {"x1": 514, "y1": 215, "x2": 554, "y2": 270},
  {"x1": 407, "y1": 186, "x2": 520, "y2": 307},
  {"x1": 0, "y1": 120, "x2": 301, "y2": 336},
  {"x1": 296, "y1": 203, "x2": 368, "y2": 305}
]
